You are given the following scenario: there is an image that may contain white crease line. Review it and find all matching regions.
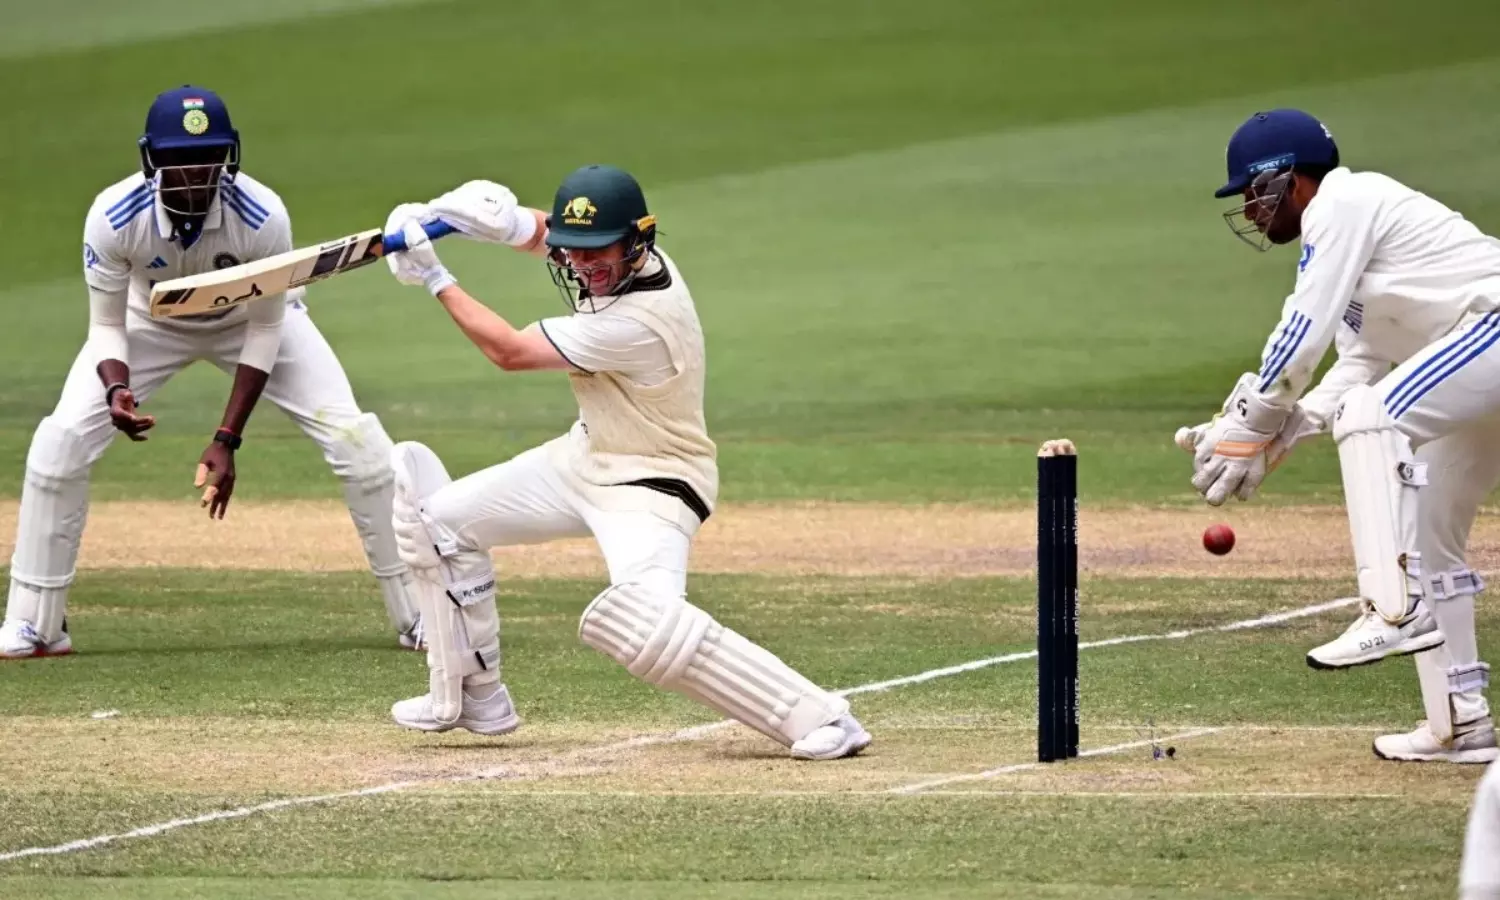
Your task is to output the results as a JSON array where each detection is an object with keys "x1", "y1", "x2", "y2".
[
  {"x1": 875, "y1": 723, "x2": 1387, "y2": 733},
  {"x1": 888, "y1": 727, "x2": 1225, "y2": 794},
  {"x1": 0, "y1": 781, "x2": 420, "y2": 862},
  {"x1": 419, "y1": 788, "x2": 1402, "y2": 801},
  {"x1": 843, "y1": 597, "x2": 1359, "y2": 696},
  {"x1": 0, "y1": 722, "x2": 732, "y2": 864},
  {"x1": 0, "y1": 597, "x2": 1352, "y2": 864},
  {"x1": 915, "y1": 790, "x2": 1404, "y2": 800}
]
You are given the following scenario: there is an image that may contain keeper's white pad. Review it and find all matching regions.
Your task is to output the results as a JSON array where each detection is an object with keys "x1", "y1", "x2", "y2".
[
  {"x1": 6, "y1": 416, "x2": 94, "y2": 642},
  {"x1": 1332, "y1": 385, "x2": 1424, "y2": 622},
  {"x1": 1418, "y1": 647, "x2": 1491, "y2": 745},
  {"x1": 333, "y1": 414, "x2": 416, "y2": 633},
  {"x1": 390, "y1": 442, "x2": 501, "y2": 725},
  {"x1": 579, "y1": 582, "x2": 849, "y2": 746}
]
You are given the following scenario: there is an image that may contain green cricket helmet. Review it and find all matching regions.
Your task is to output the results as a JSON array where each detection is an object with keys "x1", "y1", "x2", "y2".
[{"x1": 545, "y1": 164, "x2": 658, "y2": 312}]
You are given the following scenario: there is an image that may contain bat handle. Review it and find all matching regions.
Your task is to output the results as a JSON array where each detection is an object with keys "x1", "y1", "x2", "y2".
[{"x1": 382, "y1": 219, "x2": 458, "y2": 254}]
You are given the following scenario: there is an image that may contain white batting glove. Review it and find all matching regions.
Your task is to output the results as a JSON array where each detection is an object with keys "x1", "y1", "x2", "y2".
[
  {"x1": 427, "y1": 180, "x2": 536, "y2": 247},
  {"x1": 384, "y1": 212, "x2": 456, "y2": 296},
  {"x1": 1189, "y1": 374, "x2": 1293, "y2": 506}
]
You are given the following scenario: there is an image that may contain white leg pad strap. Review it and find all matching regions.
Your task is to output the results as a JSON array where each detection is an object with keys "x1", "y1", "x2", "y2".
[
  {"x1": 1431, "y1": 568, "x2": 1486, "y2": 601},
  {"x1": 1418, "y1": 646, "x2": 1491, "y2": 744},
  {"x1": 391, "y1": 442, "x2": 501, "y2": 724},
  {"x1": 579, "y1": 582, "x2": 849, "y2": 746},
  {"x1": 7, "y1": 417, "x2": 96, "y2": 643},
  {"x1": 1332, "y1": 385, "x2": 1424, "y2": 623}
]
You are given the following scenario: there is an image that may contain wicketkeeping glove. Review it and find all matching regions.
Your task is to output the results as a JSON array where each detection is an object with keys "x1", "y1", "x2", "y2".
[{"x1": 1188, "y1": 374, "x2": 1295, "y2": 506}]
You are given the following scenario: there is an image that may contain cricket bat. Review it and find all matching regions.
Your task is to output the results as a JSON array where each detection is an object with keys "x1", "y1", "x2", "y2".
[{"x1": 148, "y1": 219, "x2": 457, "y2": 319}]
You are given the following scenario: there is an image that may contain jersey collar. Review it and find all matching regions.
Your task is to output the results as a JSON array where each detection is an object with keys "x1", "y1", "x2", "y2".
[{"x1": 152, "y1": 181, "x2": 225, "y2": 241}]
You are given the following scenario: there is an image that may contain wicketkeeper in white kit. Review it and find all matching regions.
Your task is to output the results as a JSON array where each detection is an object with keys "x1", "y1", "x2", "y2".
[
  {"x1": 380, "y1": 164, "x2": 873, "y2": 760},
  {"x1": 0, "y1": 85, "x2": 422, "y2": 658},
  {"x1": 1179, "y1": 108, "x2": 1500, "y2": 763}
]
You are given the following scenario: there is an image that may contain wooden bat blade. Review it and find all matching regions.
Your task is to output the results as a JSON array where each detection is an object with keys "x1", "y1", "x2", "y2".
[{"x1": 148, "y1": 229, "x2": 385, "y2": 319}]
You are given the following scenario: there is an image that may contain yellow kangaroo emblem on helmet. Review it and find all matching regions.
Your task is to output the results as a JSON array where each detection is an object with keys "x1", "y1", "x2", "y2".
[{"x1": 564, "y1": 196, "x2": 597, "y2": 225}]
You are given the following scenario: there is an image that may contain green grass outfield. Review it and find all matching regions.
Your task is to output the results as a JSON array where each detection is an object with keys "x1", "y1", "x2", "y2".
[
  {"x1": 1, "y1": 0, "x2": 1498, "y2": 503},
  {"x1": 4, "y1": 1, "x2": 1500, "y2": 898},
  {"x1": 0, "y1": 573, "x2": 1494, "y2": 894},
  {"x1": 1, "y1": 570, "x2": 1493, "y2": 900}
]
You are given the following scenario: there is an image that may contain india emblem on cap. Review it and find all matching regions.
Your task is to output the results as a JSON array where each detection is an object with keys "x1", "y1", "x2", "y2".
[{"x1": 182, "y1": 109, "x2": 209, "y2": 135}]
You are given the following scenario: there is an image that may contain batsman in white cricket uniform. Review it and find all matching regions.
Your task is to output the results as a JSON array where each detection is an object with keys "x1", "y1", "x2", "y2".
[
  {"x1": 1179, "y1": 108, "x2": 1500, "y2": 762},
  {"x1": 378, "y1": 164, "x2": 872, "y2": 760},
  {"x1": 0, "y1": 85, "x2": 421, "y2": 658}
]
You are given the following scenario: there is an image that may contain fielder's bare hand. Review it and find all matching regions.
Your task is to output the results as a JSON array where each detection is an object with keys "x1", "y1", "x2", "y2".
[
  {"x1": 107, "y1": 386, "x2": 155, "y2": 441},
  {"x1": 194, "y1": 437, "x2": 237, "y2": 519}
]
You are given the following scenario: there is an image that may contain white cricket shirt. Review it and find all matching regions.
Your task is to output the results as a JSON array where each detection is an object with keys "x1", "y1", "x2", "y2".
[
  {"x1": 82, "y1": 171, "x2": 292, "y2": 370},
  {"x1": 1249, "y1": 167, "x2": 1500, "y2": 423},
  {"x1": 538, "y1": 256, "x2": 678, "y2": 387}
]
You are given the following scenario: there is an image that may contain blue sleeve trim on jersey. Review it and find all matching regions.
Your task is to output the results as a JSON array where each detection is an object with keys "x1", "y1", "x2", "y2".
[
  {"x1": 229, "y1": 183, "x2": 271, "y2": 219},
  {"x1": 107, "y1": 192, "x2": 156, "y2": 230},
  {"x1": 105, "y1": 183, "x2": 152, "y2": 218},
  {"x1": 1257, "y1": 311, "x2": 1312, "y2": 392},
  {"x1": 221, "y1": 187, "x2": 267, "y2": 230},
  {"x1": 1386, "y1": 312, "x2": 1500, "y2": 418}
]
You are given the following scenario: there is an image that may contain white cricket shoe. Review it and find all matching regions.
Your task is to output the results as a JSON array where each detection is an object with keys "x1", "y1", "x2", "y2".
[
  {"x1": 397, "y1": 614, "x2": 425, "y2": 651},
  {"x1": 790, "y1": 713, "x2": 872, "y2": 760},
  {"x1": 0, "y1": 619, "x2": 72, "y2": 659},
  {"x1": 392, "y1": 682, "x2": 521, "y2": 736},
  {"x1": 1306, "y1": 599, "x2": 1442, "y2": 670},
  {"x1": 1373, "y1": 718, "x2": 1499, "y2": 764}
]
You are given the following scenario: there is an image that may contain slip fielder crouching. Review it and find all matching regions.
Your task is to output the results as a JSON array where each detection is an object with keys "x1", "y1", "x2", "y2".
[{"x1": 1, "y1": 85, "x2": 422, "y2": 659}]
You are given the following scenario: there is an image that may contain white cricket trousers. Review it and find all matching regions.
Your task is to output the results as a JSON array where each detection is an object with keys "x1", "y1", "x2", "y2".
[
  {"x1": 421, "y1": 445, "x2": 693, "y2": 596},
  {"x1": 9, "y1": 299, "x2": 407, "y2": 628},
  {"x1": 49, "y1": 303, "x2": 374, "y2": 471},
  {"x1": 1381, "y1": 310, "x2": 1500, "y2": 578}
]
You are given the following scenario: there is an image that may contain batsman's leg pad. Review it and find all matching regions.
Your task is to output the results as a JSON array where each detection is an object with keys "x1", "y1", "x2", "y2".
[
  {"x1": 579, "y1": 582, "x2": 849, "y2": 746},
  {"x1": 391, "y1": 441, "x2": 501, "y2": 725},
  {"x1": 1333, "y1": 385, "x2": 1424, "y2": 622},
  {"x1": 7, "y1": 417, "x2": 95, "y2": 642}
]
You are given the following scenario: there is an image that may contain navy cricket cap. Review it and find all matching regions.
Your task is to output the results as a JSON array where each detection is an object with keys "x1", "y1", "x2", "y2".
[
  {"x1": 1215, "y1": 109, "x2": 1338, "y2": 199},
  {"x1": 141, "y1": 85, "x2": 238, "y2": 151}
]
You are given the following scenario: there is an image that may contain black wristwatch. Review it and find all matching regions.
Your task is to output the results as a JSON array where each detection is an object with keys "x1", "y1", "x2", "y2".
[{"x1": 213, "y1": 428, "x2": 243, "y2": 451}]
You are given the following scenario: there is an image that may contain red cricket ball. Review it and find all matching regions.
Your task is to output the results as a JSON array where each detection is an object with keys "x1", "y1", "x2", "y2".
[{"x1": 1203, "y1": 523, "x2": 1235, "y2": 556}]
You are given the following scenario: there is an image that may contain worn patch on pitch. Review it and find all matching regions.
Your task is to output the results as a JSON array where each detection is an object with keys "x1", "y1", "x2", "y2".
[{"x1": 3, "y1": 499, "x2": 1498, "y2": 579}]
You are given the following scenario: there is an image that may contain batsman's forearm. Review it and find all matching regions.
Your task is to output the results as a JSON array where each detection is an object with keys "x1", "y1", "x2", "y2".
[
  {"x1": 517, "y1": 208, "x2": 549, "y2": 258},
  {"x1": 96, "y1": 359, "x2": 130, "y2": 390},
  {"x1": 434, "y1": 285, "x2": 526, "y2": 369},
  {"x1": 219, "y1": 365, "x2": 270, "y2": 435}
]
